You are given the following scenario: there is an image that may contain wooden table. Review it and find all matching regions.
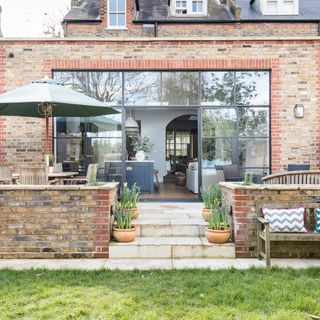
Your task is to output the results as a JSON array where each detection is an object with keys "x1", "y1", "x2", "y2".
[{"x1": 48, "y1": 172, "x2": 79, "y2": 184}]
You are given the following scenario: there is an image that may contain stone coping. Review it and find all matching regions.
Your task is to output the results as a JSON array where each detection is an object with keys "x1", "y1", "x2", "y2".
[
  {"x1": 0, "y1": 36, "x2": 319, "y2": 43},
  {"x1": 220, "y1": 182, "x2": 320, "y2": 191},
  {"x1": 0, "y1": 182, "x2": 118, "y2": 191}
]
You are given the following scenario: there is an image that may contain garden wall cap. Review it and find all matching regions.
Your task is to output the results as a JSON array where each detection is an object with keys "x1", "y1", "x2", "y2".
[
  {"x1": 0, "y1": 182, "x2": 118, "y2": 191},
  {"x1": 220, "y1": 182, "x2": 320, "y2": 191}
]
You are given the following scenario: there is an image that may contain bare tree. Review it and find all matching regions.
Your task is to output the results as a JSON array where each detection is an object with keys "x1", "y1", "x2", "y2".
[{"x1": 42, "y1": 3, "x2": 70, "y2": 37}]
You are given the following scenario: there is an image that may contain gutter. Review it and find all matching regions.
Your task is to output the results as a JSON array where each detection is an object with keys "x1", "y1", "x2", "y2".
[{"x1": 133, "y1": 19, "x2": 320, "y2": 24}]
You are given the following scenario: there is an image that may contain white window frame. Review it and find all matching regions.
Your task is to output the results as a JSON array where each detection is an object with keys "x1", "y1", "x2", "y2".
[
  {"x1": 258, "y1": 0, "x2": 299, "y2": 15},
  {"x1": 107, "y1": 0, "x2": 127, "y2": 30},
  {"x1": 172, "y1": 0, "x2": 207, "y2": 16}
]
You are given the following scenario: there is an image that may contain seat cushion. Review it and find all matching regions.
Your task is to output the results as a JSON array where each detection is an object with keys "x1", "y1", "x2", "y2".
[
  {"x1": 316, "y1": 209, "x2": 320, "y2": 233},
  {"x1": 262, "y1": 208, "x2": 307, "y2": 233}
]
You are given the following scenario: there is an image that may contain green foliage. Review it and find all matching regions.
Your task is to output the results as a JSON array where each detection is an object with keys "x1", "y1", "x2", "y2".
[
  {"x1": 113, "y1": 202, "x2": 132, "y2": 229},
  {"x1": 201, "y1": 184, "x2": 221, "y2": 209},
  {"x1": 88, "y1": 172, "x2": 98, "y2": 185},
  {"x1": 120, "y1": 183, "x2": 141, "y2": 209},
  {"x1": 243, "y1": 172, "x2": 253, "y2": 186},
  {"x1": 208, "y1": 206, "x2": 230, "y2": 231},
  {"x1": 49, "y1": 154, "x2": 56, "y2": 166},
  {"x1": 131, "y1": 135, "x2": 154, "y2": 153}
]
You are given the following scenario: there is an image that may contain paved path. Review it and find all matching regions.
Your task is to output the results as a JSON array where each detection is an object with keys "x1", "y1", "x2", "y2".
[{"x1": 0, "y1": 258, "x2": 319, "y2": 270}]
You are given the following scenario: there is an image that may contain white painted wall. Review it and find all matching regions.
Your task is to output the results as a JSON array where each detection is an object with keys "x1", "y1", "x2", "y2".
[{"x1": 134, "y1": 109, "x2": 197, "y2": 182}]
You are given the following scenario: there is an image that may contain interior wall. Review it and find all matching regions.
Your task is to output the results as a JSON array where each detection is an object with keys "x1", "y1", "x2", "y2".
[{"x1": 134, "y1": 109, "x2": 197, "y2": 182}]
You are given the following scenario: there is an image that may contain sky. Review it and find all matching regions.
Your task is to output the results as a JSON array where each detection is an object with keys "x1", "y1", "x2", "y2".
[{"x1": 0, "y1": 0, "x2": 70, "y2": 37}]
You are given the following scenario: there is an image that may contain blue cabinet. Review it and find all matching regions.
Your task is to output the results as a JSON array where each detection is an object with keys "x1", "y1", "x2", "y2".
[{"x1": 126, "y1": 161, "x2": 154, "y2": 193}]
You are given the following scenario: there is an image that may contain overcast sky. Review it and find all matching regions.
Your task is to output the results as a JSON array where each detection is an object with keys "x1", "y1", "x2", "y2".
[{"x1": 0, "y1": 0, "x2": 70, "y2": 37}]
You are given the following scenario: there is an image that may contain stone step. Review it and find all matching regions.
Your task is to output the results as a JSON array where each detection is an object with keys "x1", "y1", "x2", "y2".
[
  {"x1": 109, "y1": 237, "x2": 235, "y2": 259},
  {"x1": 134, "y1": 218, "x2": 208, "y2": 237}
]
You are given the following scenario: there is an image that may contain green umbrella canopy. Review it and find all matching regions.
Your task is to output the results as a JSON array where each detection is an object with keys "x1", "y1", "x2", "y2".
[
  {"x1": 0, "y1": 78, "x2": 119, "y2": 155},
  {"x1": 0, "y1": 78, "x2": 119, "y2": 117}
]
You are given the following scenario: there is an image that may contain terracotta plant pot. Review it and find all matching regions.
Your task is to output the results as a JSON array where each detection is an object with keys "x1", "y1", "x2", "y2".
[
  {"x1": 127, "y1": 207, "x2": 139, "y2": 219},
  {"x1": 205, "y1": 228, "x2": 231, "y2": 244},
  {"x1": 112, "y1": 226, "x2": 136, "y2": 242},
  {"x1": 202, "y1": 208, "x2": 211, "y2": 221}
]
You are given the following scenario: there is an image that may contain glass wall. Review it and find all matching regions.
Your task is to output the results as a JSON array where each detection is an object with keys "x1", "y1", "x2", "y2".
[
  {"x1": 53, "y1": 70, "x2": 270, "y2": 186},
  {"x1": 201, "y1": 71, "x2": 270, "y2": 184}
]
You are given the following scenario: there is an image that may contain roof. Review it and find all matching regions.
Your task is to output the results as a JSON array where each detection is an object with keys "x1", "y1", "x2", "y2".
[
  {"x1": 63, "y1": 0, "x2": 320, "y2": 24},
  {"x1": 238, "y1": 0, "x2": 320, "y2": 21},
  {"x1": 64, "y1": 0, "x2": 100, "y2": 22},
  {"x1": 135, "y1": 0, "x2": 234, "y2": 22}
]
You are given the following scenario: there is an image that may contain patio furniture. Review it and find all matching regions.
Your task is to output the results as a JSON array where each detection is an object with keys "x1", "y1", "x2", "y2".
[
  {"x1": 288, "y1": 164, "x2": 310, "y2": 171},
  {"x1": 19, "y1": 166, "x2": 59, "y2": 185},
  {"x1": 222, "y1": 164, "x2": 242, "y2": 182},
  {"x1": 256, "y1": 201, "x2": 320, "y2": 267},
  {"x1": 154, "y1": 169, "x2": 160, "y2": 191},
  {"x1": 48, "y1": 171, "x2": 79, "y2": 184},
  {"x1": 262, "y1": 170, "x2": 320, "y2": 184},
  {"x1": 52, "y1": 163, "x2": 63, "y2": 173},
  {"x1": 63, "y1": 163, "x2": 98, "y2": 185},
  {"x1": 0, "y1": 165, "x2": 13, "y2": 184}
]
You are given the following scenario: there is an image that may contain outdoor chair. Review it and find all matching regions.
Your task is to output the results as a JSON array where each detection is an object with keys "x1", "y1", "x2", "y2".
[
  {"x1": 63, "y1": 163, "x2": 99, "y2": 185},
  {"x1": 19, "y1": 165, "x2": 58, "y2": 185},
  {"x1": 288, "y1": 164, "x2": 310, "y2": 171},
  {"x1": 222, "y1": 164, "x2": 242, "y2": 182},
  {"x1": 0, "y1": 165, "x2": 13, "y2": 184}
]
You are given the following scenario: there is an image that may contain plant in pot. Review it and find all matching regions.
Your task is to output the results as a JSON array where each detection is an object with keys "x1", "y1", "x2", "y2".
[
  {"x1": 120, "y1": 183, "x2": 141, "y2": 219},
  {"x1": 112, "y1": 202, "x2": 136, "y2": 242},
  {"x1": 205, "y1": 206, "x2": 231, "y2": 244},
  {"x1": 201, "y1": 184, "x2": 221, "y2": 221},
  {"x1": 130, "y1": 135, "x2": 153, "y2": 161},
  {"x1": 48, "y1": 154, "x2": 56, "y2": 173}
]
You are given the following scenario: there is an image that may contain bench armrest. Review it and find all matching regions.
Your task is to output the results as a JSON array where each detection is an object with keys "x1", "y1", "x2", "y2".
[{"x1": 257, "y1": 217, "x2": 269, "y2": 225}]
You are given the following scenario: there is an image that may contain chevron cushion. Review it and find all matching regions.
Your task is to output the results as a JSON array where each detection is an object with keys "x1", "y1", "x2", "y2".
[
  {"x1": 316, "y1": 209, "x2": 320, "y2": 233},
  {"x1": 262, "y1": 208, "x2": 307, "y2": 233}
]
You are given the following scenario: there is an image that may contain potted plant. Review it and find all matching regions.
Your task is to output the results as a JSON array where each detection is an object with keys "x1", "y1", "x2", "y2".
[
  {"x1": 112, "y1": 202, "x2": 136, "y2": 242},
  {"x1": 48, "y1": 154, "x2": 56, "y2": 173},
  {"x1": 205, "y1": 206, "x2": 231, "y2": 244},
  {"x1": 130, "y1": 135, "x2": 153, "y2": 161},
  {"x1": 201, "y1": 184, "x2": 221, "y2": 221},
  {"x1": 120, "y1": 183, "x2": 141, "y2": 219}
]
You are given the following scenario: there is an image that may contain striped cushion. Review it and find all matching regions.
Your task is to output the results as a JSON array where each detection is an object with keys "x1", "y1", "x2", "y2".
[
  {"x1": 316, "y1": 209, "x2": 320, "y2": 233},
  {"x1": 262, "y1": 208, "x2": 307, "y2": 233}
]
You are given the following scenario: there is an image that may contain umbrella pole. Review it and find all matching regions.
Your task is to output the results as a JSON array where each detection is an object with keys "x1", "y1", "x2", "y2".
[{"x1": 46, "y1": 116, "x2": 50, "y2": 155}]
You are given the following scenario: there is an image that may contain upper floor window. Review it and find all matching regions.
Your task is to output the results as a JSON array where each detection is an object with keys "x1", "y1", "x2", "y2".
[
  {"x1": 255, "y1": 0, "x2": 299, "y2": 15},
  {"x1": 108, "y1": 0, "x2": 126, "y2": 29},
  {"x1": 172, "y1": 0, "x2": 207, "y2": 16}
]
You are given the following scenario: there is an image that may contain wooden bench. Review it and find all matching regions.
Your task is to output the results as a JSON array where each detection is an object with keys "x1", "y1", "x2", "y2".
[
  {"x1": 256, "y1": 201, "x2": 320, "y2": 267},
  {"x1": 262, "y1": 170, "x2": 320, "y2": 184}
]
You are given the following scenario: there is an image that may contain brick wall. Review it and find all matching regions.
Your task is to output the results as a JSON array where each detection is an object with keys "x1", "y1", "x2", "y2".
[
  {"x1": 0, "y1": 183, "x2": 117, "y2": 258},
  {"x1": 0, "y1": 38, "x2": 319, "y2": 172},
  {"x1": 221, "y1": 182, "x2": 320, "y2": 259}
]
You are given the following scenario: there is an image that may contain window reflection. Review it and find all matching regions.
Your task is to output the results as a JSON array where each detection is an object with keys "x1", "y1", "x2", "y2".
[
  {"x1": 201, "y1": 72, "x2": 234, "y2": 106},
  {"x1": 239, "y1": 138, "x2": 269, "y2": 168},
  {"x1": 202, "y1": 137, "x2": 232, "y2": 167},
  {"x1": 162, "y1": 72, "x2": 199, "y2": 105},
  {"x1": 124, "y1": 72, "x2": 161, "y2": 106},
  {"x1": 236, "y1": 72, "x2": 269, "y2": 106},
  {"x1": 238, "y1": 108, "x2": 269, "y2": 137}
]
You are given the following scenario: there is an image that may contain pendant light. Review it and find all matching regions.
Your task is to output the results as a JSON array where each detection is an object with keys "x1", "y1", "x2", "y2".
[{"x1": 125, "y1": 109, "x2": 139, "y2": 134}]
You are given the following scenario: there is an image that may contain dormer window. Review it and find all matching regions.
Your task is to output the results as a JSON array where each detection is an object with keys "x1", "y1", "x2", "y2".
[
  {"x1": 172, "y1": 0, "x2": 207, "y2": 16},
  {"x1": 253, "y1": 0, "x2": 299, "y2": 15},
  {"x1": 108, "y1": 0, "x2": 126, "y2": 29}
]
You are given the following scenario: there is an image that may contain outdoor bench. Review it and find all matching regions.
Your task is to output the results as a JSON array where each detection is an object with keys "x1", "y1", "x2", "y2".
[
  {"x1": 256, "y1": 201, "x2": 320, "y2": 267},
  {"x1": 262, "y1": 170, "x2": 320, "y2": 184}
]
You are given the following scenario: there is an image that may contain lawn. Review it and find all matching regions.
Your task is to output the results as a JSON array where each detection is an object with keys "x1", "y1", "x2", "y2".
[{"x1": 1, "y1": 268, "x2": 320, "y2": 320}]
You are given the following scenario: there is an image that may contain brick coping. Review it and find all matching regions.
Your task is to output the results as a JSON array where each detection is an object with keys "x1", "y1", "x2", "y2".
[
  {"x1": 0, "y1": 182, "x2": 118, "y2": 191},
  {"x1": 220, "y1": 182, "x2": 320, "y2": 191},
  {"x1": 0, "y1": 36, "x2": 320, "y2": 43}
]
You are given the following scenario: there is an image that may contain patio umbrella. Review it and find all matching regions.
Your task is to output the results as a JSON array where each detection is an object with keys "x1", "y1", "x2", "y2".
[{"x1": 0, "y1": 78, "x2": 119, "y2": 155}]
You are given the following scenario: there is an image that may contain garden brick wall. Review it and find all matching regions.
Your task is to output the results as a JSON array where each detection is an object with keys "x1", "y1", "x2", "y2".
[
  {"x1": 221, "y1": 182, "x2": 320, "y2": 259},
  {"x1": 0, "y1": 183, "x2": 117, "y2": 259},
  {"x1": 0, "y1": 37, "x2": 319, "y2": 172}
]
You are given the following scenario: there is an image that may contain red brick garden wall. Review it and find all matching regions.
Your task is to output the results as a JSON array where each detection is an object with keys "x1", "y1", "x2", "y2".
[
  {"x1": 0, "y1": 183, "x2": 117, "y2": 259},
  {"x1": 221, "y1": 182, "x2": 320, "y2": 259}
]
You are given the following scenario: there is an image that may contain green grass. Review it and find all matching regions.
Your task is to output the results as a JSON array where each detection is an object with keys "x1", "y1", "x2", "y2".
[{"x1": 0, "y1": 268, "x2": 320, "y2": 320}]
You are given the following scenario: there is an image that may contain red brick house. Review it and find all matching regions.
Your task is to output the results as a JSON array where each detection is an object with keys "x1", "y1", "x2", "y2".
[{"x1": 0, "y1": 0, "x2": 320, "y2": 200}]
